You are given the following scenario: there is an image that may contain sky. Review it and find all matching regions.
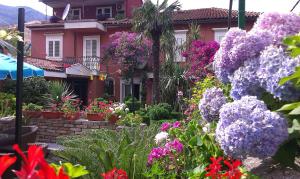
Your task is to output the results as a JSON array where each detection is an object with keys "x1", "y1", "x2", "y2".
[{"x1": 0, "y1": 0, "x2": 299, "y2": 14}]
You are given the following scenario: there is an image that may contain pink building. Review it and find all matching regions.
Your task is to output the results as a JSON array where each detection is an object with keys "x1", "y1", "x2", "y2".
[{"x1": 27, "y1": 0, "x2": 259, "y2": 105}]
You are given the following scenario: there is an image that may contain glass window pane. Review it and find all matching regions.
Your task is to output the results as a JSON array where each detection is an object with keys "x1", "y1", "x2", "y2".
[
  {"x1": 85, "y1": 40, "x2": 91, "y2": 57},
  {"x1": 48, "y1": 41, "x2": 53, "y2": 57},
  {"x1": 54, "y1": 41, "x2": 60, "y2": 57},
  {"x1": 92, "y1": 40, "x2": 97, "y2": 56},
  {"x1": 97, "y1": 9, "x2": 102, "y2": 15},
  {"x1": 73, "y1": 10, "x2": 80, "y2": 15}
]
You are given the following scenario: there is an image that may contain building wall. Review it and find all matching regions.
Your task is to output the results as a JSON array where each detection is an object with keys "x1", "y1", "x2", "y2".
[{"x1": 125, "y1": 0, "x2": 143, "y2": 18}]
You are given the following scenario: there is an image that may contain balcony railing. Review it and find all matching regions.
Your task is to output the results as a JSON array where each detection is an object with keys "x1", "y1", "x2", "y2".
[{"x1": 64, "y1": 56, "x2": 101, "y2": 72}]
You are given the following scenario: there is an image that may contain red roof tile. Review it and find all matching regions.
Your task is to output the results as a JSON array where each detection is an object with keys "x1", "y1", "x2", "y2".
[
  {"x1": 173, "y1": 8, "x2": 260, "y2": 23},
  {"x1": 25, "y1": 57, "x2": 64, "y2": 72}
]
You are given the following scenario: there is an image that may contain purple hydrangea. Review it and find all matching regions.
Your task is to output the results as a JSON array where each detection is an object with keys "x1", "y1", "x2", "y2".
[
  {"x1": 216, "y1": 96, "x2": 288, "y2": 159},
  {"x1": 229, "y1": 58, "x2": 264, "y2": 100},
  {"x1": 198, "y1": 87, "x2": 227, "y2": 122},
  {"x1": 257, "y1": 45, "x2": 300, "y2": 101},
  {"x1": 253, "y1": 12, "x2": 300, "y2": 44}
]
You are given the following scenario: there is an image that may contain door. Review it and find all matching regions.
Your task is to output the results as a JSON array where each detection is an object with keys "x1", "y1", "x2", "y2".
[{"x1": 83, "y1": 36, "x2": 100, "y2": 70}]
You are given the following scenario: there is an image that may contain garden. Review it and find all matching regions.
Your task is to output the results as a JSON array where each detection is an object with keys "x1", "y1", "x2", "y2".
[{"x1": 1, "y1": 1, "x2": 300, "y2": 179}]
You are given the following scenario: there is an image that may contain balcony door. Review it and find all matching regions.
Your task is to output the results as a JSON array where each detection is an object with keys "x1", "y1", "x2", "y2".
[{"x1": 83, "y1": 36, "x2": 100, "y2": 71}]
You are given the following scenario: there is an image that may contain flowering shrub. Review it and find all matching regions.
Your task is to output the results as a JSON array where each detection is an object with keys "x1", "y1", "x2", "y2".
[
  {"x1": 198, "y1": 87, "x2": 227, "y2": 122},
  {"x1": 214, "y1": 12, "x2": 300, "y2": 83},
  {"x1": 101, "y1": 168, "x2": 128, "y2": 179},
  {"x1": 154, "y1": 131, "x2": 169, "y2": 144},
  {"x1": 216, "y1": 96, "x2": 289, "y2": 159},
  {"x1": 182, "y1": 40, "x2": 219, "y2": 81},
  {"x1": 109, "y1": 103, "x2": 129, "y2": 119},
  {"x1": 116, "y1": 113, "x2": 143, "y2": 126},
  {"x1": 61, "y1": 96, "x2": 82, "y2": 120},
  {"x1": 85, "y1": 99, "x2": 111, "y2": 114}
]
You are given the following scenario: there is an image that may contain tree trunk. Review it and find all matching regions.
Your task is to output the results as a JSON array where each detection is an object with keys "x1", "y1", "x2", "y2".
[{"x1": 152, "y1": 33, "x2": 161, "y2": 104}]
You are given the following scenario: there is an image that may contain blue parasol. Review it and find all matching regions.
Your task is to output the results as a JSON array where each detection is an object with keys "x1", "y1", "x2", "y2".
[{"x1": 0, "y1": 53, "x2": 44, "y2": 80}]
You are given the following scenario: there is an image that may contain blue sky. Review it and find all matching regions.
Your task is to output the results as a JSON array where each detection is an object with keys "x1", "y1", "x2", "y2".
[{"x1": 0, "y1": 0, "x2": 299, "y2": 14}]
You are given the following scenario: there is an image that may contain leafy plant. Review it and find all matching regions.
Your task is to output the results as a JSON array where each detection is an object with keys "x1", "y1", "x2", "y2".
[
  {"x1": 55, "y1": 125, "x2": 159, "y2": 179},
  {"x1": 23, "y1": 103, "x2": 43, "y2": 111},
  {"x1": 117, "y1": 113, "x2": 143, "y2": 127},
  {"x1": 124, "y1": 96, "x2": 141, "y2": 112},
  {"x1": 0, "y1": 92, "x2": 15, "y2": 117},
  {"x1": 283, "y1": 33, "x2": 300, "y2": 58},
  {"x1": 147, "y1": 103, "x2": 172, "y2": 121},
  {"x1": 51, "y1": 162, "x2": 89, "y2": 178}
]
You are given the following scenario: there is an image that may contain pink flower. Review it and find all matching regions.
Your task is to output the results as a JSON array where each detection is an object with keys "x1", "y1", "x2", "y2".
[
  {"x1": 172, "y1": 121, "x2": 181, "y2": 128},
  {"x1": 166, "y1": 139, "x2": 184, "y2": 153},
  {"x1": 160, "y1": 122, "x2": 171, "y2": 131}
]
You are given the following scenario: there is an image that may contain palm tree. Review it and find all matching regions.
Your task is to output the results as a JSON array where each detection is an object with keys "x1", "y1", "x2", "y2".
[{"x1": 133, "y1": 0, "x2": 180, "y2": 104}]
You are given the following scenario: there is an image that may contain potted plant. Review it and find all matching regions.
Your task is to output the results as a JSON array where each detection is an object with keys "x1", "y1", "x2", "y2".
[
  {"x1": 42, "y1": 104, "x2": 63, "y2": 119},
  {"x1": 23, "y1": 103, "x2": 43, "y2": 118},
  {"x1": 85, "y1": 99, "x2": 111, "y2": 121},
  {"x1": 61, "y1": 97, "x2": 81, "y2": 120},
  {"x1": 108, "y1": 103, "x2": 129, "y2": 124}
]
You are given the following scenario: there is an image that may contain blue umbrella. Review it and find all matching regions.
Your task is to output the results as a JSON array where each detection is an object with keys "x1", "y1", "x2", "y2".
[{"x1": 0, "y1": 53, "x2": 44, "y2": 80}]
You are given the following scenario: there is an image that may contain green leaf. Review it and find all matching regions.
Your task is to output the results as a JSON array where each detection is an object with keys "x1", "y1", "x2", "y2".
[
  {"x1": 289, "y1": 106, "x2": 300, "y2": 115},
  {"x1": 277, "y1": 102, "x2": 300, "y2": 111},
  {"x1": 279, "y1": 68, "x2": 300, "y2": 86},
  {"x1": 62, "y1": 163, "x2": 89, "y2": 178},
  {"x1": 273, "y1": 139, "x2": 299, "y2": 167}
]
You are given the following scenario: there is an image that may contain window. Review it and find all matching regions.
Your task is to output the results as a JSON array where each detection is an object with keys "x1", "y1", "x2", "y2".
[
  {"x1": 96, "y1": 7, "x2": 112, "y2": 18},
  {"x1": 120, "y1": 79, "x2": 141, "y2": 102},
  {"x1": 213, "y1": 28, "x2": 228, "y2": 43},
  {"x1": 174, "y1": 30, "x2": 188, "y2": 62},
  {"x1": 105, "y1": 78, "x2": 115, "y2": 96},
  {"x1": 46, "y1": 35, "x2": 63, "y2": 59},
  {"x1": 67, "y1": 8, "x2": 81, "y2": 20}
]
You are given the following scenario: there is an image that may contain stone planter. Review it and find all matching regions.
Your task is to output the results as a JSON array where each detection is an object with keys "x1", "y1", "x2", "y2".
[
  {"x1": 42, "y1": 111, "x2": 63, "y2": 119},
  {"x1": 63, "y1": 112, "x2": 81, "y2": 121},
  {"x1": 23, "y1": 110, "x2": 42, "y2": 118},
  {"x1": 86, "y1": 113, "x2": 105, "y2": 121}
]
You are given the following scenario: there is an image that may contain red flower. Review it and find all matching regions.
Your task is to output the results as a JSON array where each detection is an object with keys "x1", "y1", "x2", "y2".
[
  {"x1": 12, "y1": 144, "x2": 45, "y2": 178},
  {"x1": 0, "y1": 155, "x2": 17, "y2": 177},
  {"x1": 205, "y1": 157, "x2": 223, "y2": 179},
  {"x1": 101, "y1": 168, "x2": 128, "y2": 179},
  {"x1": 37, "y1": 160, "x2": 69, "y2": 179},
  {"x1": 222, "y1": 159, "x2": 243, "y2": 179}
]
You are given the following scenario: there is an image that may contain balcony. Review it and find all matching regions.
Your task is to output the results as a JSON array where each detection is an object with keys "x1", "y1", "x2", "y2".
[
  {"x1": 40, "y1": 0, "x2": 124, "y2": 8},
  {"x1": 25, "y1": 56, "x2": 102, "y2": 76}
]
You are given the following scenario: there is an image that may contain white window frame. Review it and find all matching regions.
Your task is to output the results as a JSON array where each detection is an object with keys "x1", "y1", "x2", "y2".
[
  {"x1": 83, "y1": 36, "x2": 100, "y2": 57},
  {"x1": 174, "y1": 30, "x2": 188, "y2": 62},
  {"x1": 120, "y1": 78, "x2": 142, "y2": 102},
  {"x1": 46, "y1": 34, "x2": 63, "y2": 60},
  {"x1": 67, "y1": 8, "x2": 81, "y2": 20},
  {"x1": 213, "y1": 28, "x2": 228, "y2": 43},
  {"x1": 96, "y1": 7, "x2": 112, "y2": 18}
]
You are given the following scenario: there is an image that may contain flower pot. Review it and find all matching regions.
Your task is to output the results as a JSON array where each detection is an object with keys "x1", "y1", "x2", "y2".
[
  {"x1": 23, "y1": 110, "x2": 42, "y2": 118},
  {"x1": 42, "y1": 111, "x2": 63, "y2": 119},
  {"x1": 109, "y1": 114, "x2": 119, "y2": 124},
  {"x1": 87, "y1": 113, "x2": 105, "y2": 121},
  {"x1": 64, "y1": 112, "x2": 81, "y2": 121}
]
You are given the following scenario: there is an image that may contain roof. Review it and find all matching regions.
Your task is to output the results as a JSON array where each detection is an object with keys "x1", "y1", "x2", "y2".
[
  {"x1": 27, "y1": 7, "x2": 260, "y2": 29},
  {"x1": 173, "y1": 8, "x2": 260, "y2": 23},
  {"x1": 25, "y1": 57, "x2": 64, "y2": 72}
]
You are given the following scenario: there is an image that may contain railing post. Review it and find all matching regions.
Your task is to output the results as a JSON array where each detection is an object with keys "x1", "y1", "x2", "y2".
[{"x1": 238, "y1": 0, "x2": 246, "y2": 29}]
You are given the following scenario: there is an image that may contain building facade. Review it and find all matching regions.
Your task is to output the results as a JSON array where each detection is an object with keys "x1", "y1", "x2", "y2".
[{"x1": 27, "y1": 0, "x2": 259, "y2": 105}]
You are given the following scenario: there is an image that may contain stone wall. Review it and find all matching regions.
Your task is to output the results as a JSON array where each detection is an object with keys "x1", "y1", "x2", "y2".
[
  {"x1": 0, "y1": 118, "x2": 115, "y2": 143},
  {"x1": 29, "y1": 118, "x2": 115, "y2": 143},
  {"x1": 0, "y1": 117, "x2": 15, "y2": 132}
]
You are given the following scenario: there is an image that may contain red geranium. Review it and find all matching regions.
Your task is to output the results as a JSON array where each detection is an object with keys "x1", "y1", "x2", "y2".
[{"x1": 101, "y1": 168, "x2": 128, "y2": 179}]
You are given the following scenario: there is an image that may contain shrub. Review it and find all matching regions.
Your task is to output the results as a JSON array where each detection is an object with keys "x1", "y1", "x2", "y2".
[
  {"x1": 117, "y1": 113, "x2": 143, "y2": 127},
  {"x1": 23, "y1": 103, "x2": 43, "y2": 111},
  {"x1": 0, "y1": 92, "x2": 15, "y2": 117},
  {"x1": 147, "y1": 103, "x2": 171, "y2": 121},
  {"x1": 124, "y1": 96, "x2": 141, "y2": 112},
  {"x1": 55, "y1": 125, "x2": 159, "y2": 179},
  {"x1": 1, "y1": 77, "x2": 49, "y2": 106}
]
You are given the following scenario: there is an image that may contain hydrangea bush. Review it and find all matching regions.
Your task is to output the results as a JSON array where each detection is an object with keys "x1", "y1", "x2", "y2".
[
  {"x1": 216, "y1": 96, "x2": 288, "y2": 159},
  {"x1": 198, "y1": 87, "x2": 227, "y2": 122}
]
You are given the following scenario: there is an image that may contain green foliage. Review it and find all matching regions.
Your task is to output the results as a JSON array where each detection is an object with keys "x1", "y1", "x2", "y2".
[
  {"x1": 55, "y1": 125, "x2": 159, "y2": 179},
  {"x1": 147, "y1": 103, "x2": 172, "y2": 121},
  {"x1": 1, "y1": 77, "x2": 49, "y2": 106},
  {"x1": 190, "y1": 75, "x2": 231, "y2": 105},
  {"x1": 51, "y1": 162, "x2": 89, "y2": 178},
  {"x1": 23, "y1": 103, "x2": 43, "y2": 111},
  {"x1": 117, "y1": 113, "x2": 143, "y2": 127},
  {"x1": 160, "y1": 59, "x2": 189, "y2": 110},
  {"x1": 186, "y1": 23, "x2": 201, "y2": 46},
  {"x1": 124, "y1": 96, "x2": 141, "y2": 112},
  {"x1": 0, "y1": 92, "x2": 15, "y2": 117},
  {"x1": 280, "y1": 66, "x2": 300, "y2": 88},
  {"x1": 283, "y1": 33, "x2": 300, "y2": 58}
]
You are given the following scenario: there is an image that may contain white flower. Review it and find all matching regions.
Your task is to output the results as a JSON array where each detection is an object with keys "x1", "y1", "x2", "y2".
[
  {"x1": 118, "y1": 115, "x2": 122, "y2": 119},
  {"x1": 203, "y1": 123, "x2": 211, "y2": 133},
  {"x1": 125, "y1": 108, "x2": 129, "y2": 112},
  {"x1": 154, "y1": 132, "x2": 169, "y2": 144}
]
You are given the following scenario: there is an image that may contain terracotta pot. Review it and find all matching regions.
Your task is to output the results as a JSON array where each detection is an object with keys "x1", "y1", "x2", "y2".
[
  {"x1": 64, "y1": 112, "x2": 81, "y2": 120},
  {"x1": 23, "y1": 110, "x2": 42, "y2": 118},
  {"x1": 87, "y1": 113, "x2": 105, "y2": 121},
  {"x1": 109, "y1": 114, "x2": 119, "y2": 124},
  {"x1": 42, "y1": 111, "x2": 63, "y2": 119}
]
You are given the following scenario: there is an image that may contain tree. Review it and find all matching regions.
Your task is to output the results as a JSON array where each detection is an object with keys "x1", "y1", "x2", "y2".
[{"x1": 133, "y1": 0, "x2": 180, "y2": 104}]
